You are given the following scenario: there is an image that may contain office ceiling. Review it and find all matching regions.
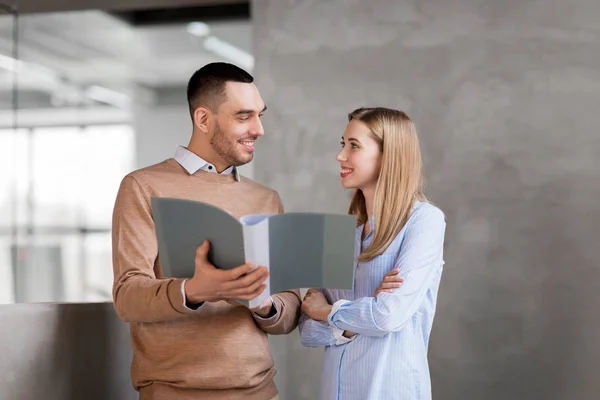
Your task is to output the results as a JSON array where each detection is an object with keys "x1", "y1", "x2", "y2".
[
  {"x1": 2, "y1": 0, "x2": 243, "y2": 14},
  {"x1": 0, "y1": 3, "x2": 251, "y2": 109}
]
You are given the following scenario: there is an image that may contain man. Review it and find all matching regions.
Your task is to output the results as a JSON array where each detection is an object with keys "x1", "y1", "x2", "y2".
[{"x1": 112, "y1": 62, "x2": 301, "y2": 400}]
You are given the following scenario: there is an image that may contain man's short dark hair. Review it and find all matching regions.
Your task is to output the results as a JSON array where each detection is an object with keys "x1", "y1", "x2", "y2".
[{"x1": 186, "y1": 62, "x2": 254, "y2": 118}]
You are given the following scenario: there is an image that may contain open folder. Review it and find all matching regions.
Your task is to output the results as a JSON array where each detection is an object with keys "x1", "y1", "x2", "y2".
[{"x1": 151, "y1": 197, "x2": 357, "y2": 308}]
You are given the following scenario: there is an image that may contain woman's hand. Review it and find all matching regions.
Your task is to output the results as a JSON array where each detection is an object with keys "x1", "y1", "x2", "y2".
[
  {"x1": 301, "y1": 289, "x2": 332, "y2": 322},
  {"x1": 374, "y1": 268, "x2": 404, "y2": 297}
]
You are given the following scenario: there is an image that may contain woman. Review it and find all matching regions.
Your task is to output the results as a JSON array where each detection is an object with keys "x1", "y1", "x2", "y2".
[{"x1": 299, "y1": 107, "x2": 446, "y2": 400}]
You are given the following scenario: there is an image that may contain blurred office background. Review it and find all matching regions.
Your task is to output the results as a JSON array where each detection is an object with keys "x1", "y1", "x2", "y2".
[
  {"x1": 1, "y1": 0, "x2": 600, "y2": 399},
  {"x1": 0, "y1": 2, "x2": 254, "y2": 305}
]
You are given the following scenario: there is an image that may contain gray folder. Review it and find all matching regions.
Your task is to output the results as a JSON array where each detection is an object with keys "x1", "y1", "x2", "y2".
[{"x1": 151, "y1": 197, "x2": 356, "y2": 301}]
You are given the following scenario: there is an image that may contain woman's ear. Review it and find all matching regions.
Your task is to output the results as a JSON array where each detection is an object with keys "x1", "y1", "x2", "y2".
[{"x1": 193, "y1": 107, "x2": 210, "y2": 133}]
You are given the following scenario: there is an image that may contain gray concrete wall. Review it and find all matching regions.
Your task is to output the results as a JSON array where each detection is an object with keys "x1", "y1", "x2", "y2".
[
  {"x1": 0, "y1": 303, "x2": 137, "y2": 400},
  {"x1": 253, "y1": 0, "x2": 600, "y2": 399}
]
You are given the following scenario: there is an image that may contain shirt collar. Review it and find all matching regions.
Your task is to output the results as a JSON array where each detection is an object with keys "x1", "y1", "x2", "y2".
[
  {"x1": 173, "y1": 146, "x2": 240, "y2": 182},
  {"x1": 363, "y1": 215, "x2": 376, "y2": 242},
  {"x1": 368, "y1": 215, "x2": 376, "y2": 233}
]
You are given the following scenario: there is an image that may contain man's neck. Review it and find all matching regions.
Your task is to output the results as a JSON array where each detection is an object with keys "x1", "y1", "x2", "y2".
[{"x1": 186, "y1": 138, "x2": 230, "y2": 173}]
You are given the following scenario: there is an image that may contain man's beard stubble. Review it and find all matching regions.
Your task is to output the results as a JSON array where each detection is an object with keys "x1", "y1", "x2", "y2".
[{"x1": 209, "y1": 122, "x2": 253, "y2": 167}]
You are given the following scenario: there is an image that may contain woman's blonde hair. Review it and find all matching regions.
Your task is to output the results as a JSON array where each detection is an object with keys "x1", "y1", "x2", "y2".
[{"x1": 347, "y1": 107, "x2": 427, "y2": 262}]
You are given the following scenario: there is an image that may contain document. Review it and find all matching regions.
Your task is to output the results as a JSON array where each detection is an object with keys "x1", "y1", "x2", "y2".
[{"x1": 151, "y1": 197, "x2": 357, "y2": 307}]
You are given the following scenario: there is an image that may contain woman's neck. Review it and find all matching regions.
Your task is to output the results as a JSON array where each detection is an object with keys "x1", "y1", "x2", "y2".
[
  {"x1": 362, "y1": 187, "x2": 375, "y2": 221},
  {"x1": 360, "y1": 187, "x2": 375, "y2": 242}
]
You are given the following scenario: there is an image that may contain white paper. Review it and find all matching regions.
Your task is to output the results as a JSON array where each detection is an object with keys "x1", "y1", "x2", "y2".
[
  {"x1": 242, "y1": 218, "x2": 271, "y2": 309},
  {"x1": 240, "y1": 214, "x2": 273, "y2": 226}
]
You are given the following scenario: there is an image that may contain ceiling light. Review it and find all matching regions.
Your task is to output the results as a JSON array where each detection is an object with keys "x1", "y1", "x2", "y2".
[
  {"x1": 203, "y1": 36, "x2": 254, "y2": 71},
  {"x1": 187, "y1": 22, "x2": 211, "y2": 37},
  {"x1": 0, "y1": 53, "x2": 24, "y2": 72},
  {"x1": 0, "y1": 53, "x2": 61, "y2": 86},
  {"x1": 84, "y1": 85, "x2": 131, "y2": 109}
]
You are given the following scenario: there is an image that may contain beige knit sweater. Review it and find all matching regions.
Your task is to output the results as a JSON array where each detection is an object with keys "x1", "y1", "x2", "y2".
[{"x1": 112, "y1": 158, "x2": 301, "y2": 400}]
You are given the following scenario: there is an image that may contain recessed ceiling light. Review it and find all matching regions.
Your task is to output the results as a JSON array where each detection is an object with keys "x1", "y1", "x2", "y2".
[{"x1": 187, "y1": 22, "x2": 211, "y2": 37}]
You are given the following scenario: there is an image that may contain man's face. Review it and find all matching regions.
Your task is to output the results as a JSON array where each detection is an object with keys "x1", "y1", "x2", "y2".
[{"x1": 209, "y1": 81, "x2": 266, "y2": 167}]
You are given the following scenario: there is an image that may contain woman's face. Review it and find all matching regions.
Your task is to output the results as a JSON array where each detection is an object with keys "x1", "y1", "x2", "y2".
[{"x1": 336, "y1": 120, "x2": 382, "y2": 191}]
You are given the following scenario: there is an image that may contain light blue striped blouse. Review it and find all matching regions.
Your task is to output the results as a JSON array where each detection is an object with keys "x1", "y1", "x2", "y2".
[{"x1": 298, "y1": 201, "x2": 446, "y2": 400}]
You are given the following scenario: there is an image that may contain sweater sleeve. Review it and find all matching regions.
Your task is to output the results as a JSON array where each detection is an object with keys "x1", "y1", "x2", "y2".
[
  {"x1": 253, "y1": 289, "x2": 302, "y2": 334},
  {"x1": 112, "y1": 175, "x2": 199, "y2": 323}
]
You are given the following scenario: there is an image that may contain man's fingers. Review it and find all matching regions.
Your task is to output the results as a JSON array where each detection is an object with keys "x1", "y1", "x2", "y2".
[
  {"x1": 230, "y1": 284, "x2": 267, "y2": 300},
  {"x1": 195, "y1": 240, "x2": 211, "y2": 264},
  {"x1": 227, "y1": 275, "x2": 268, "y2": 297},
  {"x1": 305, "y1": 289, "x2": 321, "y2": 300},
  {"x1": 222, "y1": 267, "x2": 268, "y2": 292},
  {"x1": 222, "y1": 267, "x2": 268, "y2": 290},
  {"x1": 248, "y1": 284, "x2": 267, "y2": 299},
  {"x1": 226, "y1": 263, "x2": 256, "y2": 279},
  {"x1": 385, "y1": 268, "x2": 401, "y2": 277}
]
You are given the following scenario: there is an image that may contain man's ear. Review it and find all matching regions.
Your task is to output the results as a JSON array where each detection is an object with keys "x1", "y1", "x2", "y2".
[{"x1": 193, "y1": 107, "x2": 211, "y2": 133}]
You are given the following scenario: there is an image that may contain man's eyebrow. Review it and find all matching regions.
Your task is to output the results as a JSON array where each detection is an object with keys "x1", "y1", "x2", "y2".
[{"x1": 235, "y1": 105, "x2": 267, "y2": 115}]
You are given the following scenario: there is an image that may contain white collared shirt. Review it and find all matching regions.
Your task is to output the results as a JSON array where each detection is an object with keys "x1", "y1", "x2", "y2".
[{"x1": 173, "y1": 145, "x2": 241, "y2": 182}]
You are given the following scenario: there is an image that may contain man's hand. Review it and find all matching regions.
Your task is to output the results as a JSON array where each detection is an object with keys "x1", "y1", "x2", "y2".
[
  {"x1": 301, "y1": 289, "x2": 332, "y2": 322},
  {"x1": 374, "y1": 268, "x2": 404, "y2": 297},
  {"x1": 184, "y1": 240, "x2": 269, "y2": 304}
]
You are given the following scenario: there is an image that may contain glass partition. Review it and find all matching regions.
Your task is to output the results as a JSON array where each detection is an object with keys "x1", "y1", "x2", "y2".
[{"x1": 0, "y1": 5, "x2": 253, "y2": 303}]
